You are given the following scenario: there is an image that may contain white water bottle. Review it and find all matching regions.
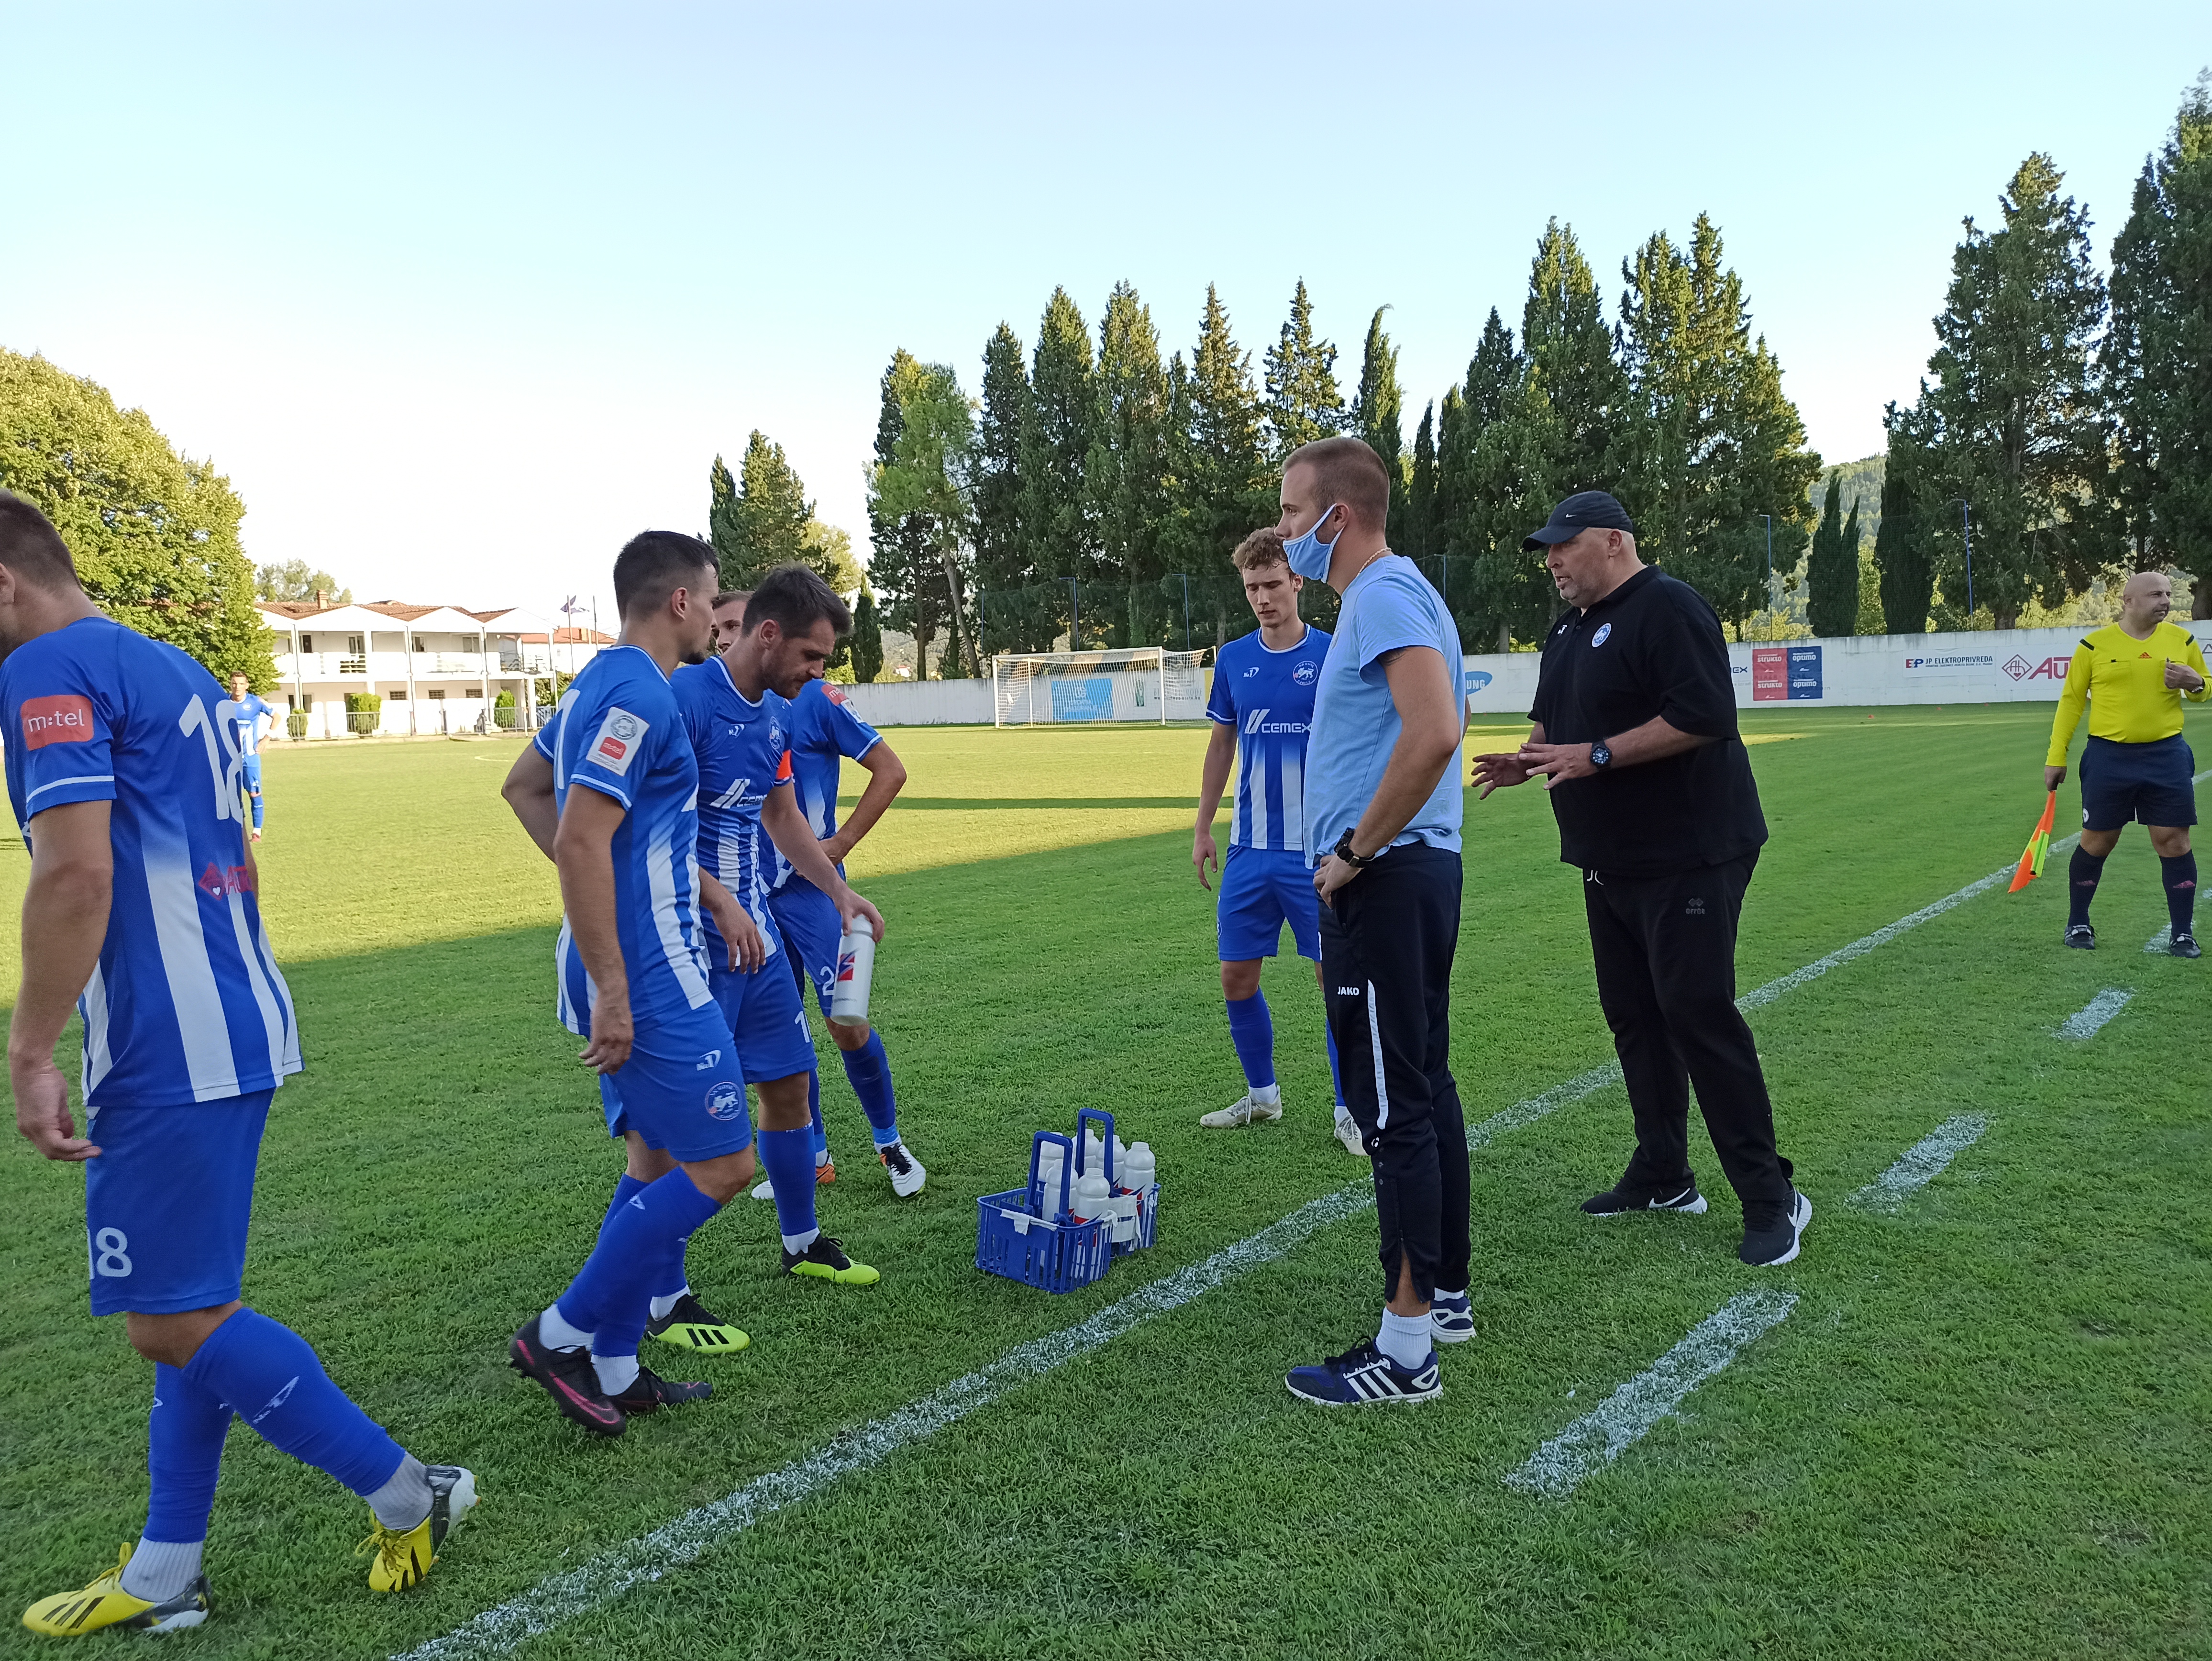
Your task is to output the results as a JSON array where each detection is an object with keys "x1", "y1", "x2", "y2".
[
  {"x1": 828, "y1": 919, "x2": 876, "y2": 1027},
  {"x1": 1122, "y1": 1141, "x2": 1156, "y2": 1194},
  {"x1": 1036, "y1": 1141, "x2": 1066, "y2": 1213},
  {"x1": 1071, "y1": 1167, "x2": 1111, "y2": 1225}
]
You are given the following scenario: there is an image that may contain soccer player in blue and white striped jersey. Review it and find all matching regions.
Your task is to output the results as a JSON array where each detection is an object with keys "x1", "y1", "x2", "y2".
[
  {"x1": 1, "y1": 491, "x2": 476, "y2": 1635},
  {"x1": 1192, "y1": 528, "x2": 1353, "y2": 1153}
]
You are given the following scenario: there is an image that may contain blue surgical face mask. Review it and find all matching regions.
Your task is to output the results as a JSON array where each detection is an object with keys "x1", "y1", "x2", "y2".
[{"x1": 1282, "y1": 503, "x2": 1343, "y2": 582}]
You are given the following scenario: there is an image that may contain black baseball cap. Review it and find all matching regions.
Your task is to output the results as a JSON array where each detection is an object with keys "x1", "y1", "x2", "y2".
[{"x1": 1523, "y1": 490, "x2": 1636, "y2": 551}]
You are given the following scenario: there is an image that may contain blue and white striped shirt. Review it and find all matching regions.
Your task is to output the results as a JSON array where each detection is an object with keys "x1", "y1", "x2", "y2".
[
  {"x1": 0, "y1": 617, "x2": 301, "y2": 1107},
  {"x1": 533, "y1": 644, "x2": 715, "y2": 1033},
  {"x1": 1205, "y1": 624, "x2": 1331, "y2": 853},
  {"x1": 673, "y1": 654, "x2": 795, "y2": 960}
]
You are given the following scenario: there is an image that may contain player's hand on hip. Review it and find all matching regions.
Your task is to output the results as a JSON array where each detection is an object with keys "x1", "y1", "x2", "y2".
[
  {"x1": 2165, "y1": 657, "x2": 2206, "y2": 692},
  {"x1": 838, "y1": 886, "x2": 886, "y2": 942},
  {"x1": 819, "y1": 831, "x2": 850, "y2": 865},
  {"x1": 1313, "y1": 853, "x2": 1359, "y2": 903},
  {"x1": 1520, "y1": 741, "x2": 1596, "y2": 789},
  {"x1": 1469, "y1": 751, "x2": 1533, "y2": 798},
  {"x1": 1193, "y1": 827, "x2": 1217, "y2": 890},
  {"x1": 12, "y1": 1055, "x2": 100, "y2": 1161},
  {"x1": 581, "y1": 993, "x2": 634, "y2": 1074},
  {"x1": 2045, "y1": 764, "x2": 2067, "y2": 792}
]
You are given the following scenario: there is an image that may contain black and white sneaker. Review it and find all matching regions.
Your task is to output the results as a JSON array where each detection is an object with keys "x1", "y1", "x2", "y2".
[
  {"x1": 1285, "y1": 1340, "x2": 1442, "y2": 1406},
  {"x1": 2170, "y1": 932, "x2": 2201, "y2": 960},
  {"x1": 2065, "y1": 922, "x2": 2096, "y2": 950},
  {"x1": 1582, "y1": 1174, "x2": 1708, "y2": 1216},
  {"x1": 1739, "y1": 1188, "x2": 1812, "y2": 1267},
  {"x1": 1429, "y1": 1290, "x2": 1476, "y2": 1345}
]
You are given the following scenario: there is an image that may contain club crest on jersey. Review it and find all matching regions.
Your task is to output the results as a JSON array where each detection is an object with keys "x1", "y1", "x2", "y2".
[
  {"x1": 21, "y1": 693, "x2": 94, "y2": 749},
  {"x1": 592, "y1": 707, "x2": 647, "y2": 774},
  {"x1": 1293, "y1": 661, "x2": 1318, "y2": 685},
  {"x1": 767, "y1": 718, "x2": 784, "y2": 752},
  {"x1": 705, "y1": 1080, "x2": 744, "y2": 1121},
  {"x1": 1592, "y1": 623, "x2": 1612, "y2": 646}
]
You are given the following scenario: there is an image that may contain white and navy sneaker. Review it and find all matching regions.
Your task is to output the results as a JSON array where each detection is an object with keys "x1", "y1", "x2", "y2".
[
  {"x1": 877, "y1": 1139, "x2": 927, "y2": 1197},
  {"x1": 1200, "y1": 1090, "x2": 1282, "y2": 1129},
  {"x1": 1739, "y1": 1188, "x2": 1812, "y2": 1267},
  {"x1": 1285, "y1": 1339, "x2": 1442, "y2": 1406},
  {"x1": 1582, "y1": 1175, "x2": 1708, "y2": 1216},
  {"x1": 1333, "y1": 1115, "x2": 1368, "y2": 1158},
  {"x1": 1429, "y1": 1290, "x2": 1476, "y2": 1345}
]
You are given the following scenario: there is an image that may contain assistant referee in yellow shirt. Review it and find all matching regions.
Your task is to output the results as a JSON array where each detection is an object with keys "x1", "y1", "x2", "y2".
[{"x1": 2044, "y1": 571, "x2": 2209, "y2": 956}]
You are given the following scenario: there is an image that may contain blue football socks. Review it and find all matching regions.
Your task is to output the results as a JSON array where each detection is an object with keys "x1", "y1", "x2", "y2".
[
  {"x1": 807, "y1": 1071, "x2": 829, "y2": 1160},
  {"x1": 603, "y1": 1170, "x2": 687, "y2": 1302},
  {"x1": 558, "y1": 1169, "x2": 724, "y2": 1361},
  {"x1": 758, "y1": 1126, "x2": 820, "y2": 1251},
  {"x1": 841, "y1": 1030, "x2": 901, "y2": 1147},
  {"x1": 142, "y1": 1362, "x2": 230, "y2": 1546},
  {"x1": 1225, "y1": 991, "x2": 1275, "y2": 1090},
  {"x1": 183, "y1": 1307, "x2": 406, "y2": 1499}
]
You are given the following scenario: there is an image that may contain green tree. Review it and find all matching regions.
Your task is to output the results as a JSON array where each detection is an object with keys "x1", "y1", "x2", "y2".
[
  {"x1": 255, "y1": 559, "x2": 351, "y2": 605},
  {"x1": 1454, "y1": 308, "x2": 1537, "y2": 650},
  {"x1": 712, "y1": 432, "x2": 814, "y2": 588},
  {"x1": 1162, "y1": 285, "x2": 1276, "y2": 644},
  {"x1": 1806, "y1": 473, "x2": 1857, "y2": 636},
  {"x1": 1876, "y1": 398, "x2": 1941, "y2": 633},
  {"x1": 800, "y1": 519, "x2": 863, "y2": 594},
  {"x1": 1262, "y1": 278, "x2": 1343, "y2": 459},
  {"x1": 1091, "y1": 281, "x2": 1174, "y2": 645},
  {"x1": 2107, "y1": 72, "x2": 2212, "y2": 599},
  {"x1": 973, "y1": 321, "x2": 1031, "y2": 647},
  {"x1": 1619, "y1": 214, "x2": 1820, "y2": 631},
  {"x1": 1351, "y1": 307, "x2": 1406, "y2": 548},
  {"x1": 867, "y1": 350, "x2": 941, "y2": 675},
  {"x1": 1019, "y1": 287, "x2": 1099, "y2": 640},
  {"x1": 849, "y1": 583, "x2": 885, "y2": 683},
  {"x1": 1922, "y1": 154, "x2": 2113, "y2": 628},
  {"x1": 0, "y1": 347, "x2": 273, "y2": 686},
  {"x1": 1839, "y1": 498, "x2": 1868, "y2": 633},
  {"x1": 1406, "y1": 400, "x2": 1437, "y2": 561},
  {"x1": 872, "y1": 356, "x2": 980, "y2": 675}
]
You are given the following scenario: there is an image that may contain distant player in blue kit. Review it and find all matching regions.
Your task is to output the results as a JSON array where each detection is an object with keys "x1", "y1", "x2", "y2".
[
  {"x1": 681, "y1": 567, "x2": 890, "y2": 1280},
  {"x1": 500, "y1": 531, "x2": 774, "y2": 1433},
  {"x1": 1192, "y1": 527, "x2": 1356, "y2": 1156},
  {"x1": 1, "y1": 492, "x2": 477, "y2": 1636},
  {"x1": 709, "y1": 590, "x2": 925, "y2": 1201},
  {"x1": 227, "y1": 672, "x2": 275, "y2": 842}
]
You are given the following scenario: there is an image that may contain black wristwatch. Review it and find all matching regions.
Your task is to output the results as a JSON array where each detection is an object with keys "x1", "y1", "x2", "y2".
[
  {"x1": 1333, "y1": 829, "x2": 1380, "y2": 867},
  {"x1": 1589, "y1": 739, "x2": 1613, "y2": 770}
]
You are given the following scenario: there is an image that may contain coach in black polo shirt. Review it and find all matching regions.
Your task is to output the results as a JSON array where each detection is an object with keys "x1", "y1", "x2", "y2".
[{"x1": 1471, "y1": 491, "x2": 1809, "y2": 1267}]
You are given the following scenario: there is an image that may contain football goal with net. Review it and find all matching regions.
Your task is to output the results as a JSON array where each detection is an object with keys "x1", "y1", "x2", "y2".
[{"x1": 992, "y1": 647, "x2": 1212, "y2": 726}]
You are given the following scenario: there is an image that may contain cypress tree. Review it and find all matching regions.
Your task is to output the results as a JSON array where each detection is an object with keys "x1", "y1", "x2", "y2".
[
  {"x1": 973, "y1": 322, "x2": 1030, "y2": 647},
  {"x1": 708, "y1": 454, "x2": 741, "y2": 568},
  {"x1": 1839, "y1": 498, "x2": 1868, "y2": 632},
  {"x1": 1876, "y1": 398, "x2": 1939, "y2": 633},
  {"x1": 1407, "y1": 400, "x2": 1437, "y2": 561},
  {"x1": 1093, "y1": 281, "x2": 1172, "y2": 644},
  {"x1": 1351, "y1": 307, "x2": 1407, "y2": 548},
  {"x1": 1262, "y1": 278, "x2": 1343, "y2": 459},
  {"x1": 1166, "y1": 285, "x2": 1274, "y2": 640},
  {"x1": 1806, "y1": 473, "x2": 1857, "y2": 636},
  {"x1": 850, "y1": 584, "x2": 884, "y2": 682},
  {"x1": 867, "y1": 350, "x2": 940, "y2": 674},
  {"x1": 1020, "y1": 287, "x2": 1099, "y2": 641},
  {"x1": 716, "y1": 431, "x2": 814, "y2": 588}
]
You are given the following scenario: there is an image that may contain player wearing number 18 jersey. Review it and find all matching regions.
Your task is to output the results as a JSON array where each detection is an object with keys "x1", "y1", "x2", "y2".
[{"x1": 0, "y1": 491, "x2": 475, "y2": 1636}]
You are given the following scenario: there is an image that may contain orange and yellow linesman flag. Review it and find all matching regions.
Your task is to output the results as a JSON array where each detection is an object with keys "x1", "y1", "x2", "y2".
[{"x1": 2009, "y1": 791, "x2": 2057, "y2": 892}]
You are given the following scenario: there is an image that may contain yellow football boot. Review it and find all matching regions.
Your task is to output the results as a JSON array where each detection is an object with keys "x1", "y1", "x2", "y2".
[
  {"x1": 358, "y1": 1465, "x2": 479, "y2": 1593},
  {"x1": 645, "y1": 1291, "x2": 750, "y2": 1354},
  {"x1": 22, "y1": 1544, "x2": 210, "y2": 1636}
]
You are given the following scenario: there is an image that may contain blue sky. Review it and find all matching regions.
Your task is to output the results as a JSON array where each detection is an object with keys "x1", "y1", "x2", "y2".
[{"x1": 3, "y1": 2, "x2": 2205, "y2": 621}]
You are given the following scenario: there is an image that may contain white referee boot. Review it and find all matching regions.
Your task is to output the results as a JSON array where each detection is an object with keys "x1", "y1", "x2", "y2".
[{"x1": 1200, "y1": 1086, "x2": 1282, "y2": 1128}]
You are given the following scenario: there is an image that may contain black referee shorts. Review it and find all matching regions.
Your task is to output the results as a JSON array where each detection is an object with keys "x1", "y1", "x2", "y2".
[{"x1": 1320, "y1": 842, "x2": 1471, "y2": 1307}]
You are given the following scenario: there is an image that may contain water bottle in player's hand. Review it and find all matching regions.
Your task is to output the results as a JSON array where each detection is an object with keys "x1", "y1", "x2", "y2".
[{"x1": 829, "y1": 917, "x2": 875, "y2": 1027}]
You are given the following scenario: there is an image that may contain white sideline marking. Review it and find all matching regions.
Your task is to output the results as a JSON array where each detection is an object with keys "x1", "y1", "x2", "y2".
[
  {"x1": 1503, "y1": 1290, "x2": 1799, "y2": 1498},
  {"x1": 2057, "y1": 988, "x2": 2132, "y2": 1040},
  {"x1": 2144, "y1": 925, "x2": 2171, "y2": 954},
  {"x1": 401, "y1": 856, "x2": 2035, "y2": 1660},
  {"x1": 1849, "y1": 1114, "x2": 1989, "y2": 1211}
]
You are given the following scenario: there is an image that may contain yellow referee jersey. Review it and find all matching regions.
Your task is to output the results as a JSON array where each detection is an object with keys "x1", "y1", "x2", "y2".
[{"x1": 2044, "y1": 620, "x2": 2211, "y2": 764}]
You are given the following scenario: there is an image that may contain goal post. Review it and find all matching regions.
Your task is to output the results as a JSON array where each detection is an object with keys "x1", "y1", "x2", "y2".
[{"x1": 991, "y1": 646, "x2": 1212, "y2": 726}]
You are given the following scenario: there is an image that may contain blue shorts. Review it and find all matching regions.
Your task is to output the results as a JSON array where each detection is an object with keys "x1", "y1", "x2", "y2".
[
  {"x1": 2081, "y1": 734, "x2": 2196, "y2": 831},
  {"x1": 767, "y1": 875, "x2": 843, "y2": 1017},
  {"x1": 82, "y1": 1091, "x2": 273, "y2": 1317},
  {"x1": 709, "y1": 911, "x2": 817, "y2": 1085},
  {"x1": 597, "y1": 1001, "x2": 756, "y2": 1162},
  {"x1": 241, "y1": 756, "x2": 263, "y2": 790},
  {"x1": 1217, "y1": 844, "x2": 1322, "y2": 962}
]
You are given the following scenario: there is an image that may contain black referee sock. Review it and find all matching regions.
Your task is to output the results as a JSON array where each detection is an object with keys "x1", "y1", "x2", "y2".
[
  {"x1": 2067, "y1": 846, "x2": 2107, "y2": 928},
  {"x1": 2161, "y1": 851, "x2": 2197, "y2": 939}
]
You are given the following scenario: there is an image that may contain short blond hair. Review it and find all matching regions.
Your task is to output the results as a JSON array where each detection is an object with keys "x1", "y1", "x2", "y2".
[{"x1": 1232, "y1": 528, "x2": 1288, "y2": 571}]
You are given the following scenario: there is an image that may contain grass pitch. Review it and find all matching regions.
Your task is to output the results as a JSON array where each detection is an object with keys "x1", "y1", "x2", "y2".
[{"x1": 1, "y1": 705, "x2": 2207, "y2": 1660}]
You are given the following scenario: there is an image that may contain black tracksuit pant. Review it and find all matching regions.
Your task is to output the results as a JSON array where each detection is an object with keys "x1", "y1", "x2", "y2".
[
  {"x1": 1582, "y1": 851, "x2": 1794, "y2": 1217},
  {"x1": 1320, "y1": 842, "x2": 1471, "y2": 1307}
]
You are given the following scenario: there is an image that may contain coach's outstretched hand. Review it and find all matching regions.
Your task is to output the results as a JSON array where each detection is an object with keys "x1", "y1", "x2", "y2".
[
  {"x1": 1469, "y1": 751, "x2": 1534, "y2": 798},
  {"x1": 13, "y1": 1054, "x2": 100, "y2": 1161}
]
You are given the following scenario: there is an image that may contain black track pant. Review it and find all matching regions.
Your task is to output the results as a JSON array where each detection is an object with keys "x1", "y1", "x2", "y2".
[
  {"x1": 1320, "y1": 842, "x2": 1471, "y2": 1307},
  {"x1": 1582, "y1": 851, "x2": 1794, "y2": 1215}
]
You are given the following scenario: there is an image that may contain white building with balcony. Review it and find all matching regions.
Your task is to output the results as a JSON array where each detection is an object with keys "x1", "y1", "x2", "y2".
[{"x1": 257, "y1": 599, "x2": 612, "y2": 739}]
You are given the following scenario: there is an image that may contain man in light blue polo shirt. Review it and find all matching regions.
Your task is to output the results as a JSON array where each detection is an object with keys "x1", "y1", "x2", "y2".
[{"x1": 1273, "y1": 437, "x2": 1472, "y2": 1409}]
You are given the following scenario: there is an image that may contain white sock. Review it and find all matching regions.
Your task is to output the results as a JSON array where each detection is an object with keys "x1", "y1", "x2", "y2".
[
  {"x1": 539, "y1": 1303, "x2": 594, "y2": 1351},
  {"x1": 1334, "y1": 1103, "x2": 1353, "y2": 1127},
  {"x1": 366, "y1": 1453, "x2": 432, "y2": 1532},
  {"x1": 1250, "y1": 1082, "x2": 1281, "y2": 1106},
  {"x1": 648, "y1": 1286, "x2": 689, "y2": 1322},
  {"x1": 782, "y1": 1227, "x2": 821, "y2": 1254},
  {"x1": 120, "y1": 1538, "x2": 202, "y2": 1602},
  {"x1": 815, "y1": 1147, "x2": 831, "y2": 1168},
  {"x1": 1377, "y1": 1309, "x2": 1432, "y2": 1370},
  {"x1": 592, "y1": 1352, "x2": 639, "y2": 1396}
]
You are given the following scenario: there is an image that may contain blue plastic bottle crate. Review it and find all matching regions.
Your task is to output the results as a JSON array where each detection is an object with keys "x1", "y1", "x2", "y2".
[{"x1": 975, "y1": 1130, "x2": 1111, "y2": 1294}]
